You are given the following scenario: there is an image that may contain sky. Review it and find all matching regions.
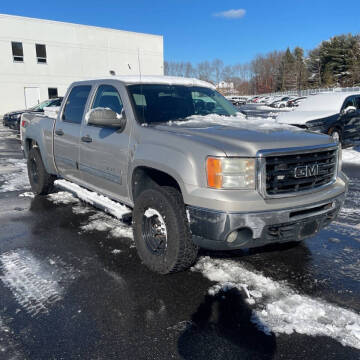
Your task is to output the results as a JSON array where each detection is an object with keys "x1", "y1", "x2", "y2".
[{"x1": 1, "y1": 1, "x2": 360, "y2": 65}]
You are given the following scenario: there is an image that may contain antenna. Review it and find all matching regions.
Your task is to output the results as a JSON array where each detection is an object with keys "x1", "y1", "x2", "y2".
[{"x1": 137, "y1": 48, "x2": 142, "y2": 82}]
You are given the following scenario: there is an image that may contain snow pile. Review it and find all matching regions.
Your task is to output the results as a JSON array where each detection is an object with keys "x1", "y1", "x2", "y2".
[
  {"x1": 72, "y1": 204, "x2": 92, "y2": 215},
  {"x1": 193, "y1": 257, "x2": 360, "y2": 349},
  {"x1": 47, "y1": 191, "x2": 79, "y2": 205},
  {"x1": 80, "y1": 212, "x2": 133, "y2": 239},
  {"x1": 342, "y1": 146, "x2": 360, "y2": 164},
  {"x1": 0, "y1": 250, "x2": 78, "y2": 317},
  {"x1": 165, "y1": 113, "x2": 300, "y2": 132},
  {"x1": 19, "y1": 191, "x2": 34, "y2": 198},
  {"x1": 0, "y1": 158, "x2": 29, "y2": 192},
  {"x1": 55, "y1": 179, "x2": 131, "y2": 220}
]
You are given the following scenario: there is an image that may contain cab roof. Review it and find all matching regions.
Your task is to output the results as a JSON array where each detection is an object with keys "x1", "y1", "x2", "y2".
[{"x1": 74, "y1": 75, "x2": 215, "y2": 89}]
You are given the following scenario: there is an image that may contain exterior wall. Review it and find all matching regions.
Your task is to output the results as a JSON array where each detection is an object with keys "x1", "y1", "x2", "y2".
[{"x1": 0, "y1": 14, "x2": 164, "y2": 115}]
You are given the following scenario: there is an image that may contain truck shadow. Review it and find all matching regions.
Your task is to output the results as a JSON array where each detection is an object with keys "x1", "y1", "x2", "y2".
[{"x1": 178, "y1": 287, "x2": 276, "y2": 360}]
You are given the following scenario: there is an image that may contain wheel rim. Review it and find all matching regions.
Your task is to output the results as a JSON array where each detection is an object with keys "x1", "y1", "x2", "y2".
[
  {"x1": 29, "y1": 157, "x2": 39, "y2": 185},
  {"x1": 142, "y1": 208, "x2": 168, "y2": 255},
  {"x1": 331, "y1": 131, "x2": 340, "y2": 143}
]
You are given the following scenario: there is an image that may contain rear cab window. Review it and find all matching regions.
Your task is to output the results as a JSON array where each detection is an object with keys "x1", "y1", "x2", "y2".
[{"x1": 62, "y1": 86, "x2": 92, "y2": 124}]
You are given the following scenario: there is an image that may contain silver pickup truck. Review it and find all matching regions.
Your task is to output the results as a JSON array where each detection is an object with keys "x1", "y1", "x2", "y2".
[{"x1": 22, "y1": 76, "x2": 348, "y2": 273}]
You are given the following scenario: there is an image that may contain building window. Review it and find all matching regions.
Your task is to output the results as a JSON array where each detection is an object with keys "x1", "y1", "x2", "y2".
[
  {"x1": 48, "y1": 88, "x2": 58, "y2": 99},
  {"x1": 11, "y1": 42, "x2": 24, "y2": 62},
  {"x1": 36, "y1": 44, "x2": 47, "y2": 63}
]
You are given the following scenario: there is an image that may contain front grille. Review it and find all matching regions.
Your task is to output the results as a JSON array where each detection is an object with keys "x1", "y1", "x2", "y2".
[{"x1": 265, "y1": 148, "x2": 337, "y2": 196}]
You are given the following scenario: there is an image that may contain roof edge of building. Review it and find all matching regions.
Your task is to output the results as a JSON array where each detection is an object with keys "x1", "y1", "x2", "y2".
[{"x1": 0, "y1": 13, "x2": 163, "y2": 39}]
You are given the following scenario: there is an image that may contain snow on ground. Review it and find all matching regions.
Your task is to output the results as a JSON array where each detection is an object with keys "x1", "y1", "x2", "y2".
[
  {"x1": 0, "y1": 316, "x2": 23, "y2": 359},
  {"x1": 193, "y1": 257, "x2": 360, "y2": 350},
  {"x1": 342, "y1": 146, "x2": 360, "y2": 164},
  {"x1": 47, "y1": 191, "x2": 79, "y2": 205},
  {"x1": 55, "y1": 179, "x2": 131, "y2": 220},
  {"x1": 18, "y1": 191, "x2": 34, "y2": 198},
  {"x1": 0, "y1": 250, "x2": 79, "y2": 317},
  {"x1": 0, "y1": 158, "x2": 29, "y2": 192},
  {"x1": 80, "y1": 212, "x2": 133, "y2": 240}
]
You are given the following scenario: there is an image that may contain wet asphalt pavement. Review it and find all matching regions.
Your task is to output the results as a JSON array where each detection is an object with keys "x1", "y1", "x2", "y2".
[{"x1": 0, "y1": 120, "x2": 359, "y2": 360}]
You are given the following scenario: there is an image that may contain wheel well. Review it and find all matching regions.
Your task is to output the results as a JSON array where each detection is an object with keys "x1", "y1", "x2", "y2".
[
  {"x1": 132, "y1": 167, "x2": 181, "y2": 201},
  {"x1": 328, "y1": 126, "x2": 341, "y2": 135},
  {"x1": 26, "y1": 139, "x2": 38, "y2": 152}
]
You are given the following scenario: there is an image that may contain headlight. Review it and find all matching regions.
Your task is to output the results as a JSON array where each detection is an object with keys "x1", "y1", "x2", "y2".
[{"x1": 206, "y1": 157, "x2": 256, "y2": 189}]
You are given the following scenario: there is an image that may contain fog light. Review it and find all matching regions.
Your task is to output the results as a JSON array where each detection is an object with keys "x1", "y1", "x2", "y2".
[{"x1": 226, "y1": 231, "x2": 238, "y2": 243}]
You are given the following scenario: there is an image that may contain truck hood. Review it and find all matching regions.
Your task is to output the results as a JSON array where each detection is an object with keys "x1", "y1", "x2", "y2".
[
  {"x1": 152, "y1": 114, "x2": 335, "y2": 156},
  {"x1": 277, "y1": 110, "x2": 339, "y2": 125}
]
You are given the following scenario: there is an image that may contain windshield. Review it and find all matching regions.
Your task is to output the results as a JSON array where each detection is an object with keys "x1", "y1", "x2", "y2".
[
  {"x1": 30, "y1": 98, "x2": 61, "y2": 111},
  {"x1": 127, "y1": 84, "x2": 237, "y2": 124}
]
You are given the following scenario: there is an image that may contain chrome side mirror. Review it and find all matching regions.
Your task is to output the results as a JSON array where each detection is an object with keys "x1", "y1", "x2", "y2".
[
  {"x1": 86, "y1": 108, "x2": 126, "y2": 129},
  {"x1": 343, "y1": 106, "x2": 356, "y2": 114}
]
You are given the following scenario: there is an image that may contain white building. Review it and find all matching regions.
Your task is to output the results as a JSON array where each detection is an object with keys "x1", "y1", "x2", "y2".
[
  {"x1": 216, "y1": 81, "x2": 235, "y2": 90},
  {"x1": 0, "y1": 14, "x2": 164, "y2": 115}
]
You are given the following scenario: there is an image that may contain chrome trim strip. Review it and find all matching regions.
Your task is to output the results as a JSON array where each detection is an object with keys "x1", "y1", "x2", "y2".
[
  {"x1": 256, "y1": 144, "x2": 339, "y2": 199},
  {"x1": 256, "y1": 143, "x2": 338, "y2": 157}
]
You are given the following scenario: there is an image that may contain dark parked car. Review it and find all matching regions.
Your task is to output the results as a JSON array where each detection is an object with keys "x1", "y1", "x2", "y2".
[
  {"x1": 277, "y1": 93, "x2": 360, "y2": 147},
  {"x1": 3, "y1": 97, "x2": 63, "y2": 131}
]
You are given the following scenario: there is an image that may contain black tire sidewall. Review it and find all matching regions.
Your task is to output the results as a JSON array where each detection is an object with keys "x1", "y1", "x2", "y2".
[
  {"x1": 133, "y1": 188, "x2": 189, "y2": 274},
  {"x1": 27, "y1": 148, "x2": 49, "y2": 195}
]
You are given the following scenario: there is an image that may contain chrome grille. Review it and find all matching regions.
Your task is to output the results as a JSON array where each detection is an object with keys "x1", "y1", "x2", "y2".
[{"x1": 262, "y1": 147, "x2": 338, "y2": 197}]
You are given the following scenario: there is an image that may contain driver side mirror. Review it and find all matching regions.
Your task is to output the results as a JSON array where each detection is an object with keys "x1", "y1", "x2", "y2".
[
  {"x1": 86, "y1": 108, "x2": 126, "y2": 129},
  {"x1": 343, "y1": 106, "x2": 356, "y2": 114}
]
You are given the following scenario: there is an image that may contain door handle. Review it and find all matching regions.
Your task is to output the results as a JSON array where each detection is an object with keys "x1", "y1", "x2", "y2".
[
  {"x1": 81, "y1": 135, "x2": 92, "y2": 143},
  {"x1": 55, "y1": 129, "x2": 64, "y2": 136}
]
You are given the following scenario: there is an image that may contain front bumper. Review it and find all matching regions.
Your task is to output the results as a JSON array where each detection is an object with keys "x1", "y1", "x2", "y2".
[{"x1": 187, "y1": 191, "x2": 346, "y2": 250}]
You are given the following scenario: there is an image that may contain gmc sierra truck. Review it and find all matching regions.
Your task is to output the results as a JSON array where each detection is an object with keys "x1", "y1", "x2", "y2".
[{"x1": 22, "y1": 76, "x2": 348, "y2": 274}]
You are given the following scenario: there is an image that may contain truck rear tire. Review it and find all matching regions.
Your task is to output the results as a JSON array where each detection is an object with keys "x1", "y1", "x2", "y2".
[
  {"x1": 132, "y1": 186, "x2": 198, "y2": 274},
  {"x1": 27, "y1": 147, "x2": 56, "y2": 195}
]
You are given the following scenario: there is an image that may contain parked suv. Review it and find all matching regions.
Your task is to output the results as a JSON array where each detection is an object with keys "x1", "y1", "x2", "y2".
[{"x1": 23, "y1": 76, "x2": 347, "y2": 273}]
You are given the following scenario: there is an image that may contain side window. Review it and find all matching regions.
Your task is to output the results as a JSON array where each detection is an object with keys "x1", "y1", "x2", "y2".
[
  {"x1": 91, "y1": 85, "x2": 123, "y2": 114},
  {"x1": 354, "y1": 96, "x2": 360, "y2": 110},
  {"x1": 62, "y1": 86, "x2": 91, "y2": 124},
  {"x1": 342, "y1": 97, "x2": 354, "y2": 112}
]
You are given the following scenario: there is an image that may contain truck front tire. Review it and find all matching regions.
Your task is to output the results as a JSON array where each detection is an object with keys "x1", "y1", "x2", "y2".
[
  {"x1": 27, "y1": 148, "x2": 55, "y2": 195},
  {"x1": 133, "y1": 186, "x2": 198, "y2": 274}
]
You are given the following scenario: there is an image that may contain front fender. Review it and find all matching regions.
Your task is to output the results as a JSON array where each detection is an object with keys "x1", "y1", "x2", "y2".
[{"x1": 130, "y1": 143, "x2": 202, "y2": 203}]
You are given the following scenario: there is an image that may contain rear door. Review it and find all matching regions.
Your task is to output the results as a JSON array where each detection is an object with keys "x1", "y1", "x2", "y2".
[
  {"x1": 54, "y1": 85, "x2": 92, "y2": 183},
  {"x1": 78, "y1": 83, "x2": 131, "y2": 202}
]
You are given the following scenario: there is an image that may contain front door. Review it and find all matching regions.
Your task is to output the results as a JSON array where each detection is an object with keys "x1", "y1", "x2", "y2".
[
  {"x1": 24, "y1": 87, "x2": 40, "y2": 108},
  {"x1": 54, "y1": 85, "x2": 92, "y2": 183},
  {"x1": 341, "y1": 96, "x2": 360, "y2": 146},
  {"x1": 79, "y1": 84, "x2": 131, "y2": 202}
]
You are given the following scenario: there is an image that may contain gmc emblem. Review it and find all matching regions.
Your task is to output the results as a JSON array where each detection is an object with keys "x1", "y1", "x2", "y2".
[{"x1": 294, "y1": 164, "x2": 319, "y2": 178}]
